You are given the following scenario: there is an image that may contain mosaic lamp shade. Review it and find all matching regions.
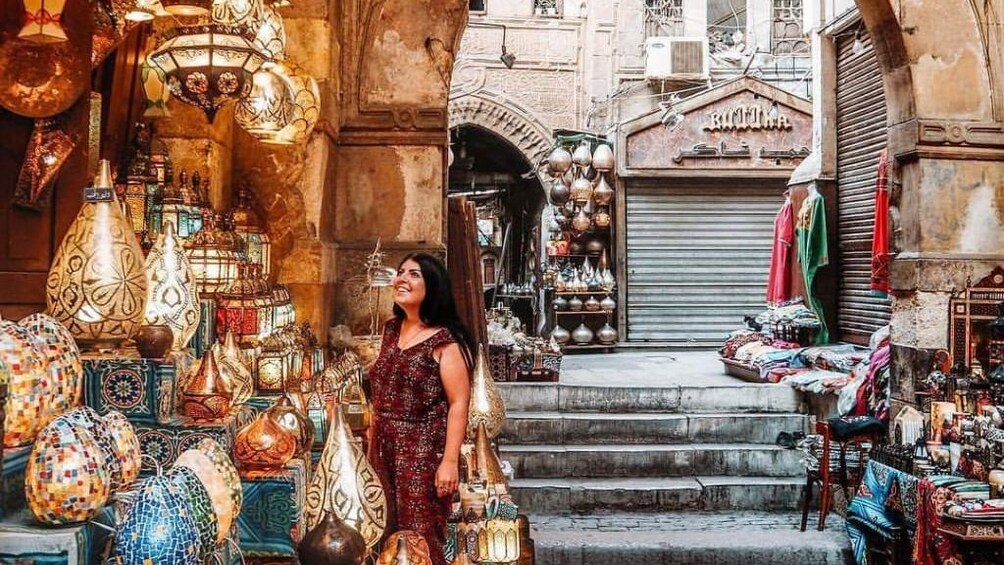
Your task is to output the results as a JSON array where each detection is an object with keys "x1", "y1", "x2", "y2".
[
  {"x1": 173, "y1": 439, "x2": 242, "y2": 545},
  {"x1": 167, "y1": 465, "x2": 219, "y2": 558},
  {"x1": 60, "y1": 406, "x2": 143, "y2": 493},
  {"x1": 18, "y1": 0, "x2": 68, "y2": 43},
  {"x1": 141, "y1": 55, "x2": 172, "y2": 118},
  {"x1": 144, "y1": 220, "x2": 202, "y2": 351},
  {"x1": 46, "y1": 160, "x2": 148, "y2": 350},
  {"x1": 17, "y1": 312, "x2": 83, "y2": 416},
  {"x1": 150, "y1": 24, "x2": 266, "y2": 122},
  {"x1": 467, "y1": 344, "x2": 506, "y2": 439},
  {"x1": 0, "y1": 315, "x2": 54, "y2": 447},
  {"x1": 25, "y1": 409, "x2": 112, "y2": 525},
  {"x1": 113, "y1": 473, "x2": 201, "y2": 565},
  {"x1": 303, "y1": 399, "x2": 387, "y2": 549}
]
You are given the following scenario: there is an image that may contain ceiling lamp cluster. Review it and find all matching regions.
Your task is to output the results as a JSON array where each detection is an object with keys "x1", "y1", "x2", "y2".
[{"x1": 130, "y1": 0, "x2": 320, "y2": 145}]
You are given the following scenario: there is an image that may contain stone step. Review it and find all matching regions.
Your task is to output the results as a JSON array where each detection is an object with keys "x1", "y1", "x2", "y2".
[
  {"x1": 501, "y1": 411, "x2": 809, "y2": 445},
  {"x1": 527, "y1": 511, "x2": 851, "y2": 565},
  {"x1": 498, "y1": 382, "x2": 800, "y2": 414},
  {"x1": 501, "y1": 443, "x2": 805, "y2": 478},
  {"x1": 509, "y1": 476, "x2": 806, "y2": 513}
]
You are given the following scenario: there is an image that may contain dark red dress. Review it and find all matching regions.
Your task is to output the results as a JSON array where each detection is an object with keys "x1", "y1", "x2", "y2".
[{"x1": 369, "y1": 318, "x2": 453, "y2": 565}]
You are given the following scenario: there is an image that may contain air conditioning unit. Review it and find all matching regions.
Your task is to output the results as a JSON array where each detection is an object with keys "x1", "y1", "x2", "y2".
[{"x1": 645, "y1": 37, "x2": 709, "y2": 80}]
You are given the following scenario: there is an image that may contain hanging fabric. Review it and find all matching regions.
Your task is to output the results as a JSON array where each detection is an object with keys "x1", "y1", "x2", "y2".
[
  {"x1": 766, "y1": 191, "x2": 794, "y2": 304},
  {"x1": 796, "y1": 189, "x2": 829, "y2": 344},
  {"x1": 870, "y1": 148, "x2": 891, "y2": 297}
]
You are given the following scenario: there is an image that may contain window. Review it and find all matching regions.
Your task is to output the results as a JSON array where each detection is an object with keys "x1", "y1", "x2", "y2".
[
  {"x1": 644, "y1": 0, "x2": 685, "y2": 37},
  {"x1": 469, "y1": 0, "x2": 485, "y2": 13},
  {"x1": 771, "y1": 0, "x2": 808, "y2": 55},
  {"x1": 707, "y1": 0, "x2": 747, "y2": 54},
  {"x1": 533, "y1": 0, "x2": 561, "y2": 17}
]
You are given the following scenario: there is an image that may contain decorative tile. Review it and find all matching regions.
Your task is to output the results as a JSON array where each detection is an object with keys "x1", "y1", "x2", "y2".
[
  {"x1": 83, "y1": 357, "x2": 176, "y2": 424},
  {"x1": 133, "y1": 413, "x2": 238, "y2": 472}
]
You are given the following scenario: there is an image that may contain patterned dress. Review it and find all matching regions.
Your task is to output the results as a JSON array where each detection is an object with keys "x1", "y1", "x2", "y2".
[{"x1": 369, "y1": 318, "x2": 454, "y2": 565}]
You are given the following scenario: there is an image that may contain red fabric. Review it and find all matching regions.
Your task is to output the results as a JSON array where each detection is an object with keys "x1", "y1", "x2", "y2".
[
  {"x1": 913, "y1": 479, "x2": 964, "y2": 565},
  {"x1": 870, "y1": 148, "x2": 891, "y2": 296},
  {"x1": 766, "y1": 194, "x2": 795, "y2": 303},
  {"x1": 369, "y1": 318, "x2": 455, "y2": 565}
]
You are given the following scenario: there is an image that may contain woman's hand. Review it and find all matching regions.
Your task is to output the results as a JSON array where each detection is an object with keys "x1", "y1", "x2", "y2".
[{"x1": 435, "y1": 458, "x2": 459, "y2": 497}]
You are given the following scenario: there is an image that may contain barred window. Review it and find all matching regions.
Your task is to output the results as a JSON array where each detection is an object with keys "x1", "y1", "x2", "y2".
[
  {"x1": 469, "y1": 0, "x2": 485, "y2": 13},
  {"x1": 644, "y1": 0, "x2": 685, "y2": 37},
  {"x1": 772, "y1": 0, "x2": 808, "y2": 55},
  {"x1": 534, "y1": 0, "x2": 561, "y2": 16}
]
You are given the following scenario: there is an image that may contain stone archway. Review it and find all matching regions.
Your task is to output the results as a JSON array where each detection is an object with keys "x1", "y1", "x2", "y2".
[{"x1": 448, "y1": 94, "x2": 553, "y2": 170}]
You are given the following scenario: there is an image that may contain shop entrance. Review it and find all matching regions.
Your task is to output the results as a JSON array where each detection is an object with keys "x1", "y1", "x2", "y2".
[
  {"x1": 448, "y1": 124, "x2": 547, "y2": 335},
  {"x1": 624, "y1": 182, "x2": 784, "y2": 344}
]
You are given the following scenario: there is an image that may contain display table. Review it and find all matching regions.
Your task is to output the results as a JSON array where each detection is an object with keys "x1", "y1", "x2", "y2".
[
  {"x1": 938, "y1": 518, "x2": 1004, "y2": 564},
  {"x1": 83, "y1": 356, "x2": 177, "y2": 424},
  {"x1": 134, "y1": 412, "x2": 239, "y2": 471}
]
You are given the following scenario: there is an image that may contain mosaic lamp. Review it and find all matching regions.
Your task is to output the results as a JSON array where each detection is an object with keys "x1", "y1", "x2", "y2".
[
  {"x1": 113, "y1": 473, "x2": 201, "y2": 564},
  {"x1": 174, "y1": 439, "x2": 242, "y2": 545},
  {"x1": 18, "y1": 0, "x2": 68, "y2": 43},
  {"x1": 0, "y1": 316, "x2": 51, "y2": 448},
  {"x1": 150, "y1": 24, "x2": 266, "y2": 122}
]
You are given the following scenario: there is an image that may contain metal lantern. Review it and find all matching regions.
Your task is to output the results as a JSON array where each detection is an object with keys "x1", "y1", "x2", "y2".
[
  {"x1": 211, "y1": 0, "x2": 265, "y2": 27},
  {"x1": 570, "y1": 177, "x2": 592, "y2": 205},
  {"x1": 154, "y1": 171, "x2": 203, "y2": 239},
  {"x1": 237, "y1": 61, "x2": 319, "y2": 145},
  {"x1": 186, "y1": 212, "x2": 241, "y2": 295},
  {"x1": 126, "y1": 0, "x2": 170, "y2": 22},
  {"x1": 215, "y1": 263, "x2": 260, "y2": 343},
  {"x1": 271, "y1": 284, "x2": 295, "y2": 329},
  {"x1": 252, "y1": 5, "x2": 286, "y2": 60},
  {"x1": 162, "y1": 0, "x2": 212, "y2": 16},
  {"x1": 478, "y1": 519, "x2": 520, "y2": 564},
  {"x1": 18, "y1": 0, "x2": 68, "y2": 44},
  {"x1": 150, "y1": 25, "x2": 266, "y2": 121},
  {"x1": 230, "y1": 182, "x2": 272, "y2": 278}
]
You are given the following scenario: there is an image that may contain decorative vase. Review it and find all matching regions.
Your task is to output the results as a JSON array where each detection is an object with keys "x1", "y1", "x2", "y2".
[
  {"x1": 551, "y1": 296, "x2": 568, "y2": 311},
  {"x1": 113, "y1": 474, "x2": 201, "y2": 565},
  {"x1": 584, "y1": 296, "x2": 601, "y2": 311},
  {"x1": 303, "y1": 401, "x2": 387, "y2": 549},
  {"x1": 26, "y1": 410, "x2": 111, "y2": 525},
  {"x1": 567, "y1": 296, "x2": 583, "y2": 312},
  {"x1": 591, "y1": 143, "x2": 614, "y2": 171},
  {"x1": 17, "y1": 312, "x2": 82, "y2": 415},
  {"x1": 298, "y1": 510, "x2": 368, "y2": 565},
  {"x1": 167, "y1": 465, "x2": 219, "y2": 557},
  {"x1": 570, "y1": 178, "x2": 593, "y2": 205},
  {"x1": 546, "y1": 147, "x2": 572, "y2": 176},
  {"x1": 266, "y1": 394, "x2": 315, "y2": 455},
  {"x1": 174, "y1": 439, "x2": 242, "y2": 545},
  {"x1": 596, "y1": 322, "x2": 618, "y2": 345},
  {"x1": 571, "y1": 323, "x2": 594, "y2": 345},
  {"x1": 144, "y1": 220, "x2": 201, "y2": 351},
  {"x1": 592, "y1": 175, "x2": 614, "y2": 206},
  {"x1": 549, "y1": 180, "x2": 570, "y2": 205},
  {"x1": 234, "y1": 413, "x2": 297, "y2": 471},
  {"x1": 550, "y1": 325, "x2": 570, "y2": 345},
  {"x1": 468, "y1": 345, "x2": 506, "y2": 439},
  {"x1": 572, "y1": 141, "x2": 592, "y2": 167},
  {"x1": 0, "y1": 316, "x2": 52, "y2": 447},
  {"x1": 600, "y1": 295, "x2": 617, "y2": 312},
  {"x1": 46, "y1": 159, "x2": 148, "y2": 350},
  {"x1": 135, "y1": 324, "x2": 174, "y2": 358},
  {"x1": 182, "y1": 349, "x2": 233, "y2": 420}
]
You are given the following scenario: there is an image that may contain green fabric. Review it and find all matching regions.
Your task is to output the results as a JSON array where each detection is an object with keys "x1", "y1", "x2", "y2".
[{"x1": 796, "y1": 191, "x2": 829, "y2": 344}]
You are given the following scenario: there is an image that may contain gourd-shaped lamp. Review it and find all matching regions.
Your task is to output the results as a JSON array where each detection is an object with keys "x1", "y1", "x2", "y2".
[
  {"x1": 182, "y1": 348, "x2": 233, "y2": 420},
  {"x1": 46, "y1": 160, "x2": 148, "y2": 350},
  {"x1": 18, "y1": 0, "x2": 68, "y2": 43},
  {"x1": 233, "y1": 412, "x2": 297, "y2": 471},
  {"x1": 174, "y1": 439, "x2": 242, "y2": 545},
  {"x1": 468, "y1": 344, "x2": 506, "y2": 439},
  {"x1": 0, "y1": 316, "x2": 52, "y2": 447},
  {"x1": 145, "y1": 220, "x2": 201, "y2": 351},
  {"x1": 113, "y1": 474, "x2": 200, "y2": 564},
  {"x1": 303, "y1": 400, "x2": 387, "y2": 549}
]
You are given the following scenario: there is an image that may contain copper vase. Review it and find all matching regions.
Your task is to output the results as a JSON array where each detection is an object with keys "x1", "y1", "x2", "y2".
[
  {"x1": 297, "y1": 511, "x2": 366, "y2": 565},
  {"x1": 182, "y1": 349, "x2": 233, "y2": 420},
  {"x1": 233, "y1": 413, "x2": 296, "y2": 472}
]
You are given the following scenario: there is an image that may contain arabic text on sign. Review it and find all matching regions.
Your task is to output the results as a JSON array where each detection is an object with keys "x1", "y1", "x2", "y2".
[{"x1": 703, "y1": 105, "x2": 792, "y2": 132}]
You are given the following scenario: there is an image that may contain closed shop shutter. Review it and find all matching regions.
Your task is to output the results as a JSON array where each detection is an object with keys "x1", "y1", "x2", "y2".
[
  {"x1": 836, "y1": 24, "x2": 892, "y2": 342},
  {"x1": 625, "y1": 182, "x2": 783, "y2": 343}
]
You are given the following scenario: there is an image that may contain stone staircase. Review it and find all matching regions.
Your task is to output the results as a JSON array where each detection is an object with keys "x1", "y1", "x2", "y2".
[{"x1": 497, "y1": 376, "x2": 852, "y2": 565}]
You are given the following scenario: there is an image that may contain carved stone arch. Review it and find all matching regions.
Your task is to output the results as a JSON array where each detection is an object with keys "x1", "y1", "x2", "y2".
[{"x1": 448, "y1": 94, "x2": 553, "y2": 168}]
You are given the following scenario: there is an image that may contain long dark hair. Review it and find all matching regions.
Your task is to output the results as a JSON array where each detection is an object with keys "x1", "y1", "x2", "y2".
[{"x1": 392, "y1": 253, "x2": 475, "y2": 369}]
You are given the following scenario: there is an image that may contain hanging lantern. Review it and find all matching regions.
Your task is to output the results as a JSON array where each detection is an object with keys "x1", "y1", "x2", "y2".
[
  {"x1": 571, "y1": 141, "x2": 592, "y2": 167},
  {"x1": 13, "y1": 118, "x2": 76, "y2": 211},
  {"x1": 144, "y1": 221, "x2": 201, "y2": 351},
  {"x1": 186, "y1": 212, "x2": 241, "y2": 295},
  {"x1": 150, "y1": 24, "x2": 266, "y2": 122},
  {"x1": 546, "y1": 147, "x2": 572, "y2": 177},
  {"x1": 46, "y1": 160, "x2": 148, "y2": 350},
  {"x1": 467, "y1": 344, "x2": 506, "y2": 439},
  {"x1": 141, "y1": 55, "x2": 172, "y2": 119},
  {"x1": 592, "y1": 175, "x2": 613, "y2": 206},
  {"x1": 236, "y1": 61, "x2": 319, "y2": 144},
  {"x1": 252, "y1": 5, "x2": 286, "y2": 60},
  {"x1": 591, "y1": 143, "x2": 614, "y2": 171},
  {"x1": 571, "y1": 207, "x2": 591, "y2": 233},
  {"x1": 211, "y1": 0, "x2": 264, "y2": 26},
  {"x1": 125, "y1": 0, "x2": 171, "y2": 22},
  {"x1": 18, "y1": 0, "x2": 69, "y2": 44},
  {"x1": 161, "y1": 0, "x2": 212, "y2": 16},
  {"x1": 570, "y1": 176, "x2": 593, "y2": 205},
  {"x1": 230, "y1": 181, "x2": 272, "y2": 278}
]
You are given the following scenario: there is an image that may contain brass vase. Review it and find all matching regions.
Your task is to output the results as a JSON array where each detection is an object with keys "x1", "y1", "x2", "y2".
[
  {"x1": 182, "y1": 349, "x2": 233, "y2": 420},
  {"x1": 297, "y1": 511, "x2": 367, "y2": 565},
  {"x1": 234, "y1": 413, "x2": 297, "y2": 472},
  {"x1": 143, "y1": 220, "x2": 201, "y2": 351},
  {"x1": 46, "y1": 160, "x2": 148, "y2": 350},
  {"x1": 468, "y1": 345, "x2": 506, "y2": 439},
  {"x1": 303, "y1": 399, "x2": 387, "y2": 549}
]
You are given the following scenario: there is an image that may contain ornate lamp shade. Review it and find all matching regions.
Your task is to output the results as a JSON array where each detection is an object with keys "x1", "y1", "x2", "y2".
[
  {"x1": 255, "y1": 333, "x2": 287, "y2": 393},
  {"x1": 18, "y1": 0, "x2": 68, "y2": 43},
  {"x1": 46, "y1": 160, "x2": 148, "y2": 350},
  {"x1": 233, "y1": 412, "x2": 296, "y2": 472},
  {"x1": 271, "y1": 285, "x2": 295, "y2": 328},
  {"x1": 468, "y1": 344, "x2": 506, "y2": 439},
  {"x1": 186, "y1": 212, "x2": 240, "y2": 295},
  {"x1": 150, "y1": 25, "x2": 266, "y2": 121},
  {"x1": 211, "y1": 0, "x2": 264, "y2": 26},
  {"x1": 162, "y1": 0, "x2": 212, "y2": 16},
  {"x1": 122, "y1": 180, "x2": 149, "y2": 233},
  {"x1": 303, "y1": 404, "x2": 387, "y2": 549},
  {"x1": 591, "y1": 143, "x2": 614, "y2": 171},
  {"x1": 144, "y1": 221, "x2": 202, "y2": 351},
  {"x1": 167, "y1": 465, "x2": 219, "y2": 558},
  {"x1": 479, "y1": 519, "x2": 520, "y2": 563},
  {"x1": 0, "y1": 317, "x2": 53, "y2": 447},
  {"x1": 14, "y1": 118, "x2": 76, "y2": 211},
  {"x1": 141, "y1": 56, "x2": 172, "y2": 118},
  {"x1": 216, "y1": 263, "x2": 261, "y2": 342},
  {"x1": 113, "y1": 474, "x2": 201, "y2": 565},
  {"x1": 237, "y1": 61, "x2": 319, "y2": 144},
  {"x1": 182, "y1": 348, "x2": 233, "y2": 420},
  {"x1": 475, "y1": 421, "x2": 507, "y2": 489},
  {"x1": 214, "y1": 331, "x2": 253, "y2": 404},
  {"x1": 253, "y1": 5, "x2": 286, "y2": 60},
  {"x1": 61, "y1": 407, "x2": 142, "y2": 493},
  {"x1": 174, "y1": 439, "x2": 242, "y2": 545},
  {"x1": 299, "y1": 511, "x2": 367, "y2": 565},
  {"x1": 266, "y1": 393, "x2": 315, "y2": 455}
]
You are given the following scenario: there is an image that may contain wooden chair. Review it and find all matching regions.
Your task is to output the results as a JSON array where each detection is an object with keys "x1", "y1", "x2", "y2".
[{"x1": 800, "y1": 420, "x2": 881, "y2": 531}]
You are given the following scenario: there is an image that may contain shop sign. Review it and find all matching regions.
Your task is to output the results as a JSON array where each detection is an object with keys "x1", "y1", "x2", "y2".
[{"x1": 703, "y1": 104, "x2": 792, "y2": 132}]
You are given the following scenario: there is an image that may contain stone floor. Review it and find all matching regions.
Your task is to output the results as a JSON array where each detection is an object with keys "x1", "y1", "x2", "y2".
[{"x1": 557, "y1": 350, "x2": 736, "y2": 387}]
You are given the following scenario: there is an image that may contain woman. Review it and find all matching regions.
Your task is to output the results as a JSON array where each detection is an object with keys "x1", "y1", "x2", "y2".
[{"x1": 368, "y1": 253, "x2": 473, "y2": 565}]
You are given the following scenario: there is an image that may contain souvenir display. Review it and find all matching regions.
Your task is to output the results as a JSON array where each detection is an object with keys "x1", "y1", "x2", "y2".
[
  {"x1": 144, "y1": 220, "x2": 201, "y2": 351},
  {"x1": 46, "y1": 160, "x2": 148, "y2": 350}
]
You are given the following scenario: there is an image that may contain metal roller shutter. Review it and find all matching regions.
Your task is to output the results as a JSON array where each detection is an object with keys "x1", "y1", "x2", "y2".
[
  {"x1": 836, "y1": 24, "x2": 892, "y2": 342},
  {"x1": 625, "y1": 183, "x2": 783, "y2": 343}
]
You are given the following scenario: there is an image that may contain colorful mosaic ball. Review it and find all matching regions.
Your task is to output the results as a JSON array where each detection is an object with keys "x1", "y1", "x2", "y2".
[
  {"x1": 114, "y1": 474, "x2": 200, "y2": 565},
  {"x1": 25, "y1": 411, "x2": 111, "y2": 525},
  {"x1": 173, "y1": 439, "x2": 241, "y2": 545},
  {"x1": 61, "y1": 407, "x2": 141, "y2": 492},
  {"x1": 0, "y1": 317, "x2": 52, "y2": 447},
  {"x1": 19, "y1": 312, "x2": 83, "y2": 414},
  {"x1": 167, "y1": 465, "x2": 219, "y2": 557}
]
